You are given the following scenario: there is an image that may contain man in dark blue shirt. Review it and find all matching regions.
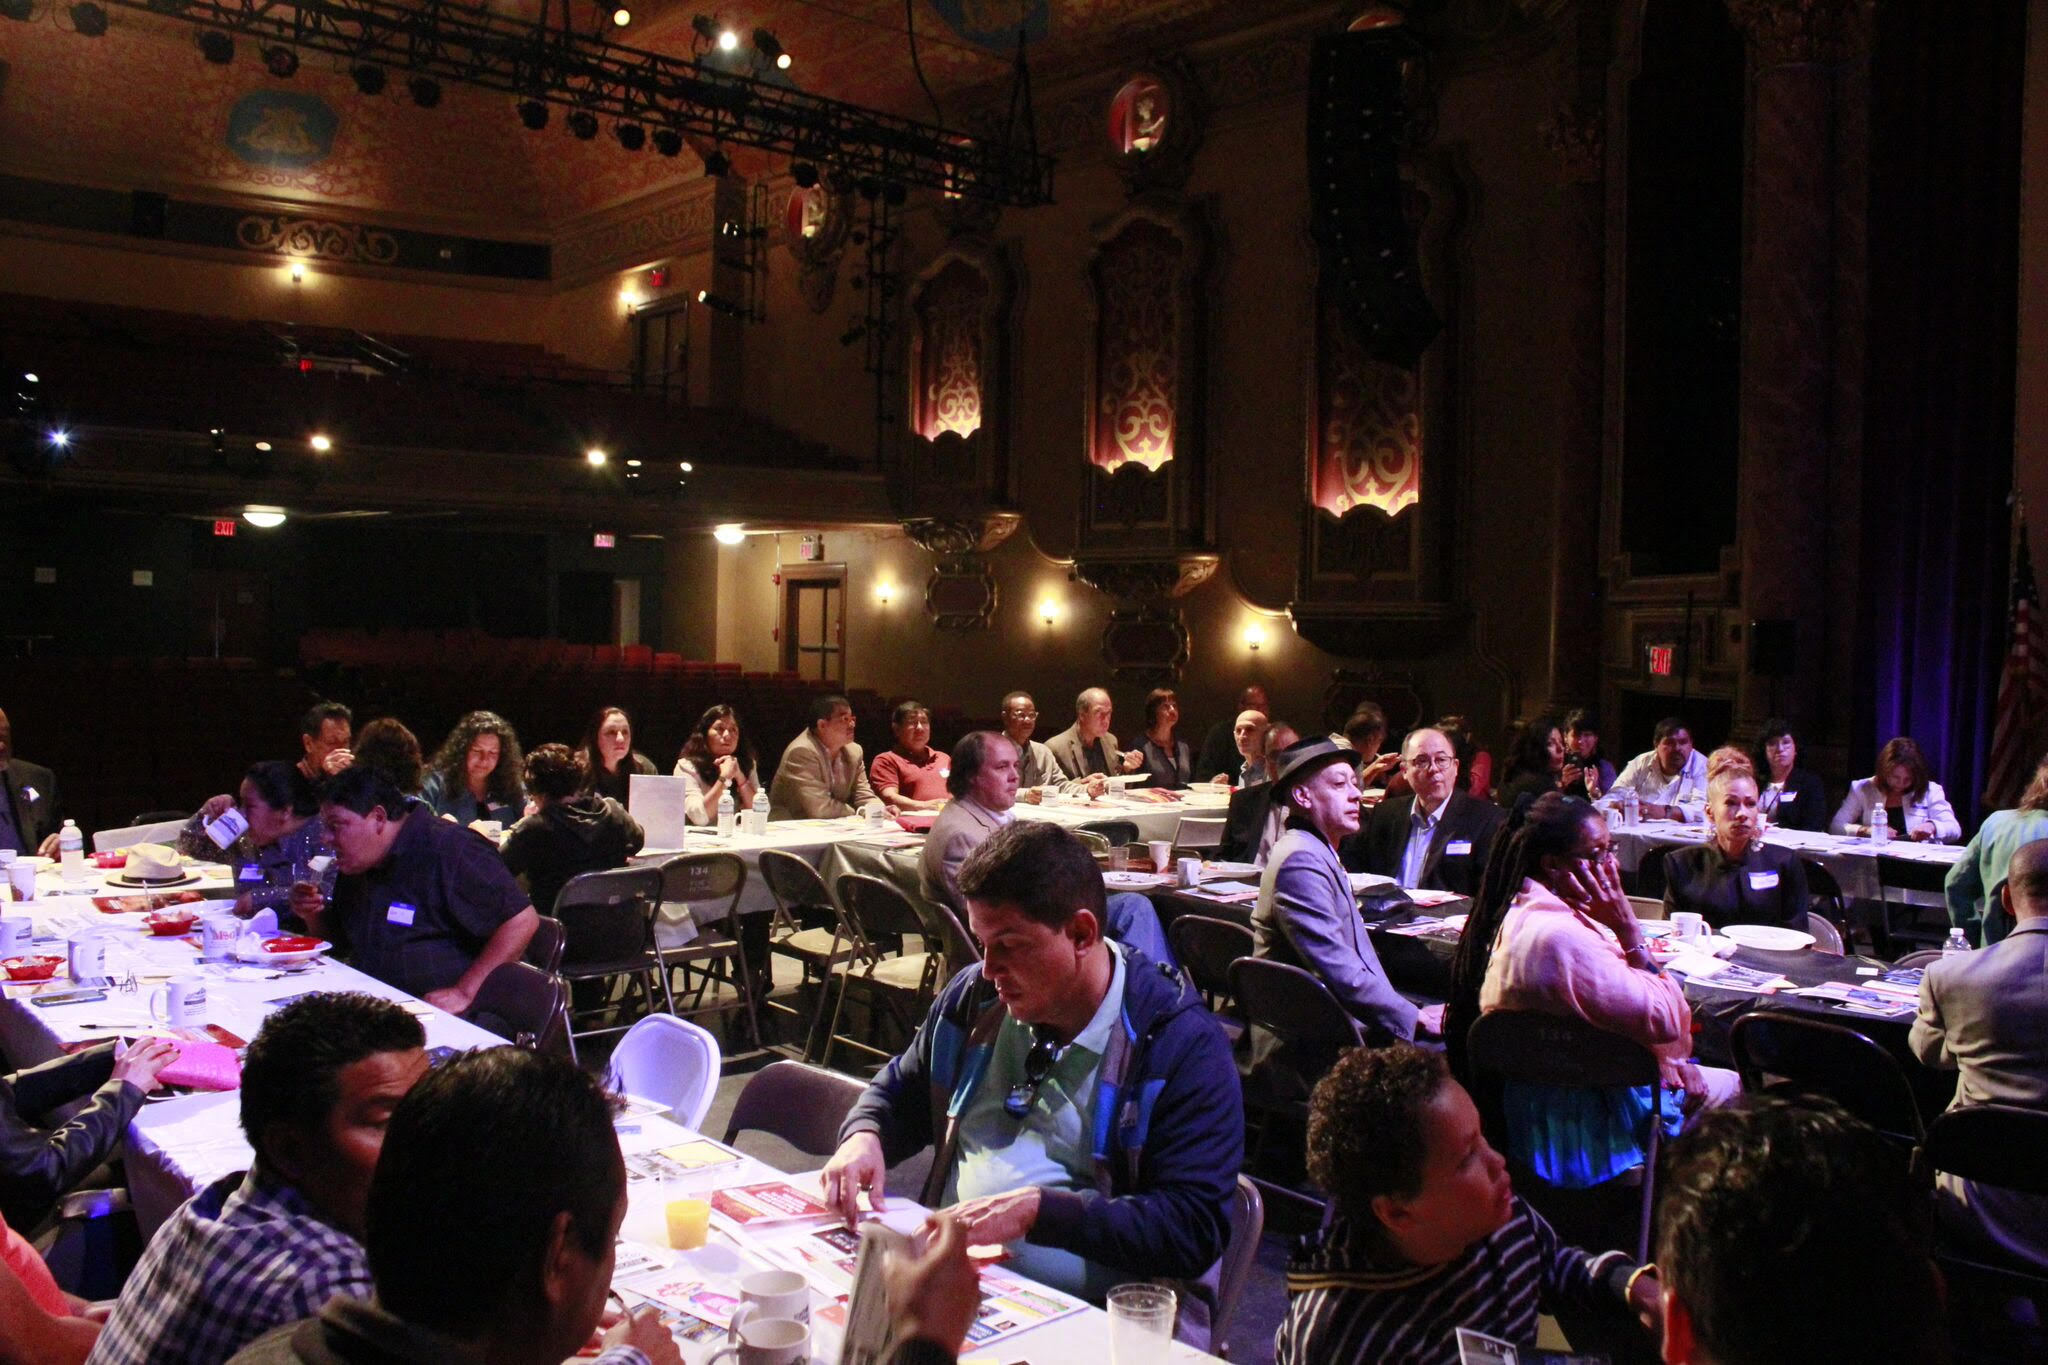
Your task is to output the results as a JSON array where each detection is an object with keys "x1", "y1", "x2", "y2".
[{"x1": 309, "y1": 765, "x2": 536, "y2": 1018}]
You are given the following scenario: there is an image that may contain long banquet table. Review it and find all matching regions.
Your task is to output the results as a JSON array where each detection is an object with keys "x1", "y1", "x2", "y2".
[{"x1": 1607, "y1": 817, "x2": 1965, "y2": 902}]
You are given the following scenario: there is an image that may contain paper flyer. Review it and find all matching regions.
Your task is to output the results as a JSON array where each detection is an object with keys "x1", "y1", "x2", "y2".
[
  {"x1": 626, "y1": 1140, "x2": 744, "y2": 1184},
  {"x1": 709, "y1": 1180, "x2": 837, "y2": 1226},
  {"x1": 963, "y1": 1267, "x2": 1088, "y2": 1346}
]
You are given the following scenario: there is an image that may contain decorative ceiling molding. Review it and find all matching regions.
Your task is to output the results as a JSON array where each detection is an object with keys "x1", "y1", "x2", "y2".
[{"x1": 552, "y1": 178, "x2": 722, "y2": 283}]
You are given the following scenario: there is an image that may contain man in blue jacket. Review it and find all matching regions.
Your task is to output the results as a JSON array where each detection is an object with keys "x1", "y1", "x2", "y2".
[{"x1": 822, "y1": 820, "x2": 1242, "y2": 1349}]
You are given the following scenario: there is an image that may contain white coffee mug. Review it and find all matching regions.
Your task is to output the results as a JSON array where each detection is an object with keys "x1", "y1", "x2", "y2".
[
  {"x1": 199, "y1": 914, "x2": 240, "y2": 961},
  {"x1": 1147, "y1": 839, "x2": 1172, "y2": 873},
  {"x1": 735, "y1": 1269, "x2": 809, "y2": 1327},
  {"x1": 708, "y1": 1316, "x2": 808, "y2": 1365},
  {"x1": 8, "y1": 860, "x2": 36, "y2": 904},
  {"x1": 0, "y1": 916, "x2": 32, "y2": 957},
  {"x1": 68, "y1": 932, "x2": 108, "y2": 983},
  {"x1": 150, "y1": 974, "x2": 209, "y2": 1029},
  {"x1": 1177, "y1": 856, "x2": 1202, "y2": 889},
  {"x1": 1670, "y1": 911, "x2": 1706, "y2": 942}
]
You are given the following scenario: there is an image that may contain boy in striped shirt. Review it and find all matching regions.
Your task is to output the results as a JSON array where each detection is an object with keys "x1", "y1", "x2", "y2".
[{"x1": 1275, "y1": 1045, "x2": 1660, "y2": 1365}]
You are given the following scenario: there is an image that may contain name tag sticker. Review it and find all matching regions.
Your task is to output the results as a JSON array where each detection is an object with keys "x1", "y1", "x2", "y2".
[
  {"x1": 237, "y1": 864, "x2": 265, "y2": 883},
  {"x1": 387, "y1": 902, "x2": 417, "y2": 926},
  {"x1": 20, "y1": 787, "x2": 37, "y2": 804},
  {"x1": 1445, "y1": 840, "x2": 1474, "y2": 857},
  {"x1": 1749, "y1": 871, "x2": 1780, "y2": 890}
]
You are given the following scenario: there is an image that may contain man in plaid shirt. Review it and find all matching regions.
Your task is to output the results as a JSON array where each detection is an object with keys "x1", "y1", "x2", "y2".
[{"x1": 88, "y1": 993, "x2": 430, "y2": 1365}]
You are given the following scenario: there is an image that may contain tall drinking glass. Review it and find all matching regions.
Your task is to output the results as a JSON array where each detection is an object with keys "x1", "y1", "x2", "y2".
[{"x1": 1108, "y1": 1283, "x2": 1176, "y2": 1365}]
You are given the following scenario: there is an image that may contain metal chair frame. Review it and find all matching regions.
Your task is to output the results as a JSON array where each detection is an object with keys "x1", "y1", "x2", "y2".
[
  {"x1": 756, "y1": 849, "x2": 859, "y2": 1059},
  {"x1": 823, "y1": 872, "x2": 943, "y2": 1069},
  {"x1": 655, "y1": 852, "x2": 763, "y2": 1054},
  {"x1": 552, "y1": 866, "x2": 674, "y2": 1048}
]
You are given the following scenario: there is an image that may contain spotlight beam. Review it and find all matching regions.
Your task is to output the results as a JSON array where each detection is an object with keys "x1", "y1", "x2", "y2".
[{"x1": 82, "y1": 0, "x2": 1054, "y2": 205}]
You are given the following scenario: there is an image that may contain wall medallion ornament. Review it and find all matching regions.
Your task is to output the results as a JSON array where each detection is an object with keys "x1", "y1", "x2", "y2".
[
  {"x1": 226, "y1": 92, "x2": 338, "y2": 170},
  {"x1": 900, "y1": 514, "x2": 1019, "y2": 631},
  {"x1": 1106, "y1": 64, "x2": 1204, "y2": 194},
  {"x1": 782, "y1": 181, "x2": 854, "y2": 313}
]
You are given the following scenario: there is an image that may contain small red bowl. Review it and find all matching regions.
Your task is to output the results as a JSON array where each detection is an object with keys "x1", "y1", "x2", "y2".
[
  {"x1": 92, "y1": 851, "x2": 127, "y2": 869},
  {"x1": 3, "y1": 955, "x2": 64, "y2": 981},
  {"x1": 145, "y1": 913, "x2": 199, "y2": 936},
  {"x1": 262, "y1": 936, "x2": 323, "y2": 954},
  {"x1": 894, "y1": 813, "x2": 937, "y2": 833}
]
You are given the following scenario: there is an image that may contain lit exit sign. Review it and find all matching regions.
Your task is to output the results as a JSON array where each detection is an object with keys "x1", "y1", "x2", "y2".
[
  {"x1": 213, "y1": 520, "x2": 237, "y2": 537},
  {"x1": 592, "y1": 532, "x2": 616, "y2": 549},
  {"x1": 1647, "y1": 644, "x2": 1675, "y2": 677}
]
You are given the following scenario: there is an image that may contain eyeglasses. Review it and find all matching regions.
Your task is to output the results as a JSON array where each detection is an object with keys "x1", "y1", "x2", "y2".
[
  {"x1": 1004, "y1": 709, "x2": 1038, "y2": 720},
  {"x1": 1004, "y1": 1027, "x2": 1066, "y2": 1119},
  {"x1": 1406, "y1": 754, "x2": 1456, "y2": 772}
]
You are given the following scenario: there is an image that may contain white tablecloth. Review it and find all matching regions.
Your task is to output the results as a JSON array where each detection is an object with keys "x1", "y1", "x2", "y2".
[{"x1": 1609, "y1": 819, "x2": 1964, "y2": 901}]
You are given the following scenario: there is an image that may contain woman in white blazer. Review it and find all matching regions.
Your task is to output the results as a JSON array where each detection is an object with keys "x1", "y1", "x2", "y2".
[{"x1": 1830, "y1": 736, "x2": 1962, "y2": 843}]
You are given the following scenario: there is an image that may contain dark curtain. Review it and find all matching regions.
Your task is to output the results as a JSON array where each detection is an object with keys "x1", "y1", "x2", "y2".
[{"x1": 1857, "y1": 0, "x2": 2025, "y2": 832}]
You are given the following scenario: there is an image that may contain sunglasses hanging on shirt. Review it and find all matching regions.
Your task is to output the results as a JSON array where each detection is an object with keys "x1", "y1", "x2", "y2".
[{"x1": 1005, "y1": 1025, "x2": 1067, "y2": 1119}]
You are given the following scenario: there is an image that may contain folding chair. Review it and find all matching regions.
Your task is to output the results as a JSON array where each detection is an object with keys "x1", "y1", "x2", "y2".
[
  {"x1": 1801, "y1": 910, "x2": 1845, "y2": 954},
  {"x1": 469, "y1": 961, "x2": 573, "y2": 1059},
  {"x1": 524, "y1": 915, "x2": 566, "y2": 973},
  {"x1": 721, "y1": 1059, "x2": 869, "y2": 1156},
  {"x1": 1917, "y1": 1105, "x2": 2048, "y2": 1360},
  {"x1": 1228, "y1": 957, "x2": 1362, "y2": 1165},
  {"x1": 1728, "y1": 1012, "x2": 1924, "y2": 1148},
  {"x1": 1876, "y1": 855, "x2": 1952, "y2": 955},
  {"x1": 655, "y1": 853, "x2": 762, "y2": 1053},
  {"x1": 553, "y1": 866, "x2": 673, "y2": 1048},
  {"x1": 1078, "y1": 819, "x2": 1142, "y2": 849},
  {"x1": 823, "y1": 873, "x2": 944, "y2": 1069},
  {"x1": 1173, "y1": 814, "x2": 1226, "y2": 854},
  {"x1": 756, "y1": 849, "x2": 858, "y2": 1057},
  {"x1": 1465, "y1": 1010, "x2": 1663, "y2": 1260},
  {"x1": 1170, "y1": 915, "x2": 1254, "y2": 1017},
  {"x1": 606, "y1": 1014, "x2": 721, "y2": 1131},
  {"x1": 1211, "y1": 1175, "x2": 1267, "y2": 1362}
]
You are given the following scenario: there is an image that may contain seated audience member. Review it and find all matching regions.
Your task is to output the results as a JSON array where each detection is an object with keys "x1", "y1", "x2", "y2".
[
  {"x1": 1135, "y1": 688, "x2": 1194, "y2": 791},
  {"x1": 294, "y1": 702, "x2": 354, "y2": 785},
  {"x1": 1342, "y1": 727, "x2": 1505, "y2": 900},
  {"x1": 1702, "y1": 745, "x2": 1753, "y2": 784},
  {"x1": 500, "y1": 743, "x2": 645, "y2": 917},
  {"x1": 1655, "y1": 1096, "x2": 1947, "y2": 1365},
  {"x1": 1559, "y1": 708, "x2": 1615, "y2": 803},
  {"x1": 1338, "y1": 702, "x2": 1401, "y2": 788},
  {"x1": 1831, "y1": 735, "x2": 1962, "y2": 843},
  {"x1": 420, "y1": 711, "x2": 524, "y2": 829},
  {"x1": 1457, "y1": 794, "x2": 1738, "y2": 1187},
  {"x1": 1911, "y1": 838, "x2": 2048, "y2": 1274},
  {"x1": 884, "y1": 1212, "x2": 980, "y2": 1365},
  {"x1": 1221, "y1": 708, "x2": 1269, "y2": 788},
  {"x1": 0, "y1": 706, "x2": 61, "y2": 860},
  {"x1": 1494, "y1": 715, "x2": 1567, "y2": 817},
  {"x1": 90, "y1": 994, "x2": 428, "y2": 1365},
  {"x1": 1382, "y1": 715, "x2": 1493, "y2": 802},
  {"x1": 998, "y1": 692, "x2": 1063, "y2": 798},
  {"x1": 769, "y1": 694, "x2": 877, "y2": 819},
  {"x1": 1946, "y1": 754, "x2": 2048, "y2": 945},
  {"x1": 179, "y1": 762, "x2": 334, "y2": 921},
  {"x1": 0, "y1": 1038, "x2": 175, "y2": 1234},
  {"x1": 822, "y1": 822, "x2": 1240, "y2": 1344},
  {"x1": 1613, "y1": 716, "x2": 1709, "y2": 821},
  {"x1": 1275, "y1": 1045, "x2": 1658, "y2": 1365},
  {"x1": 310, "y1": 765, "x2": 538, "y2": 1018},
  {"x1": 871, "y1": 701, "x2": 952, "y2": 814},
  {"x1": 1662, "y1": 764, "x2": 1809, "y2": 931},
  {"x1": 1045, "y1": 688, "x2": 1142, "y2": 788},
  {"x1": 0, "y1": 1245, "x2": 100, "y2": 1364},
  {"x1": 1254, "y1": 738, "x2": 1435, "y2": 1052},
  {"x1": 671, "y1": 704, "x2": 760, "y2": 825},
  {"x1": 1196, "y1": 685, "x2": 1269, "y2": 786},
  {"x1": 227, "y1": 1048, "x2": 679, "y2": 1365},
  {"x1": 577, "y1": 706, "x2": 657, "y2": 806},
  {"x1": 349, "y1": 718, "x2": 424, "y2": 798},
  {"x1": 1217, "y1": 721, "x2": 1297, "y2": 863},
  {"x1": 920, "y1": 736, "x2": 1174, "y2": 967},
  {"x1": 1752, "y1": 717, "x2": 1827, "y2": 832}
]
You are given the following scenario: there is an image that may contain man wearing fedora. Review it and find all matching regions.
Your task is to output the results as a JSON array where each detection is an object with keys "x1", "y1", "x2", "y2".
[{"x1": 1252, "y1": 738, "x2": 1442, "y2": 1054}]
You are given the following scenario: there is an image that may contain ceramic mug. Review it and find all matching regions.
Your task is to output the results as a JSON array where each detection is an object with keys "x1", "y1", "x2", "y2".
[
  {"x1": 149, "y1": 974, "x2": 209, "y2": 1029},
  {"x1": 1670, "y1": 911, "x2": 1706, "y2": 942},
  {"x1": 0, "y1": 916, "x2": 32, "y2": 958},
  {"x1": 199, "y1": 914, "x2": 240, "y2": 961},
  {"x1": 734, "y1": 1268, "x2": 809, "y2": 1327},
  {"x1": 707, "y1": 1317, "x2": 808, "y2": 1365},
  {"x1": 67, "y1": 932, "x2": 107, "y2": 983}
]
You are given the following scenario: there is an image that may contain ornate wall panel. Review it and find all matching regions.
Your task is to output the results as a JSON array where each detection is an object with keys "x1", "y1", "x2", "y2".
[
  {"x1": 1087, "y1": 215, "x2": 1190, "y2": 474},
  {"x1": 910, "y1": 258, "x2": 991, "y2": 441},
  {"x1": 1311, "y1": 295, "x2": 1423, "y2": 516}
]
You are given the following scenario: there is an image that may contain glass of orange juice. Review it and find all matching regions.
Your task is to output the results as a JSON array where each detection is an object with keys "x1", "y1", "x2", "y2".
[{"x1": 664, "y1": 1197, "x2": 711, "y2": 1250}]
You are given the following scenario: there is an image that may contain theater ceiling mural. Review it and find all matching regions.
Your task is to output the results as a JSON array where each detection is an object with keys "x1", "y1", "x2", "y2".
[{"x1": 0, "y1": 0, "x2": 1325, "y2": 232}]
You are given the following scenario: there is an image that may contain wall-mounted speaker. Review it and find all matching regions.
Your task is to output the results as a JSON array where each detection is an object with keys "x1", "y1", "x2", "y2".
[
  {"x1": 1308, "y1": 30, "x2": 1442, "y2": 370},
  {"x1": 1749, "y1": 618, "x2": 1796, "y2": 677}
]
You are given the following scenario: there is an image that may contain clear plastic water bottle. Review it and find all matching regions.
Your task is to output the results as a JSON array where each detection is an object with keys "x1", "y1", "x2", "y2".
[
  {"x1": 716, "y1": 788, "x2": 736, "y2": 838},
  {"x1": 750, "y1": 785, "x2": 770, "y2": 834},
  {"x1": 1944, "y1": 928, "x2": 1971, "y2": 957},
  {"x1": 58, "y1": 819, "x2": 84, "y2": 879},
  {"x1": 1621, "y1": 789, "x2": 1639, "y2": 828},
  {"x1": 1869, "y1": 812, "x2": 1889, "y2": 846}
]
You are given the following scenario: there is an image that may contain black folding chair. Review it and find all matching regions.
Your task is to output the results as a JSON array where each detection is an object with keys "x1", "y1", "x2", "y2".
[
  {"x1": 1917, "y1": 1105, "x2": 2048, "y2": 1359},
  {"x1": 1170, "y1": 915, "x2": 1254, "y2": 1017},
  {"x1": 1228, "y1": 958, "x2": 1363, "y2": 1165},
  {"x1": 1078, "y1": 819, "x2": 1142, "y2": 850},
  {"x1": 469, "y1": 960, "x2": 573, "y2": 1059},
  {"x1": 1729, "y1": 1012, "x2": 1925, "y2": 1148},
  {"x1": 523, "y1": 915, "x2": 566, "y2": 974},
  {"x1": 1876, "y1": 854, "x2": 1952, "y2": 955},
  {"x1": 721, "y1": 1060, "x2": 869, "y2": 1156},
  {"x1": 756, "y1": 850, "x2": 858, "y2": 1056},
  {"x1": 823, "y1": 873, "x2": 943, "y2": 1069},
  {"x1": 553, "y1": 866, "x2": 673, "y2": 1049},
  {"x1": 1466, "y1": 1010, "x2": 1664, "y2": 1260},
  {"x1": 655, "y1": 853, "x2": 761, "y2": 1053}
]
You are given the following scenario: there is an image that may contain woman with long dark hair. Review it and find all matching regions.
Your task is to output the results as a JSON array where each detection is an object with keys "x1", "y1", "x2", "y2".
[
  {"x1": 423, "y1": 711, "x2": 525, "y2": 828},
  {"x1": 1494, "y1": 715, "x2": 1565, "y2": 816},
  {"x1": 1447, "y1": 793, "x2": 1736, "y2": 1188},
  {"x1": 672, "y1": 704, "x2": 761, "y2": 825},
  {"x1": 577, "y1": 706, "x2": 656, "y2": 805}
]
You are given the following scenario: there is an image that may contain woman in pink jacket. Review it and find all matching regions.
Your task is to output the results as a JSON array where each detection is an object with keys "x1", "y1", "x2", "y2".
[{"x1": 1447, "y1": 793, "x2": 1739, "y2": 1187}]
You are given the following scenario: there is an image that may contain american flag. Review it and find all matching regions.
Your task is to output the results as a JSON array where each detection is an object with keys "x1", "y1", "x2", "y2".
[{"x1": 1984, "y1": 497, "x2": 2046, "y2": 808}]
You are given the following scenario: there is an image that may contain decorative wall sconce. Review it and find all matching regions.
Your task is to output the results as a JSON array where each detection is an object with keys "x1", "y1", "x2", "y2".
[
  {"x1": 1244, "y1": 622, "x2": 1266, "y2": 652},
  {"x1": 1039, "y1": 599, "x2": 1059, "y2": 627},
  {"x1": 875, "y1": 581, "x2": 896, "y2": 606}
]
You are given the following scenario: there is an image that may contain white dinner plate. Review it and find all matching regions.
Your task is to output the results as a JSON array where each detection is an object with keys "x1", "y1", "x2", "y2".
[
  {"x1": 1719, "y1": 924, "x2": 1815, "y2": 952},
  {"x1": 1102, "y1": 871, "x2": 1172, "y2": 890}
]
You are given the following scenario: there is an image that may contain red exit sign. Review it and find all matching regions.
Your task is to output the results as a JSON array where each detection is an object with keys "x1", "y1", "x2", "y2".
[
  {"x1": 212, "y1": 520, "x2": 237, "y2": 537},
  {"x1": 1647, "y1": 643, "x2": 1675, "y2": 676},
  {"x1": 592, "y1": 532, "x2": 616, "y2": 549}
]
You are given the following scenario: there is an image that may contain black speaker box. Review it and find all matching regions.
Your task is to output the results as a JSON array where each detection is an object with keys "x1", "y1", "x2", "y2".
[{"x1": 1749, "y1": 618, "x2": 1796, "y2": 677}]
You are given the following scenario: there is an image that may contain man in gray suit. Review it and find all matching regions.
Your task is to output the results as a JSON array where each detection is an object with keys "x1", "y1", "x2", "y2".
[
  {"x1": 1910, "y1": 837, "x2": 2048, "y2": 1272},
  {"x1": 1253, "y1": 738, "x2": 1442, "y2": 1053},
  {"x1": 1043, "y1": 688, "x2": 1142, "y2": 791},
  {"x1": 921, "y1": 733, "x2": 1017, "y2": 914},
  {"x1": 768, "y1": 695, "x2": 877, "y2": 820}
]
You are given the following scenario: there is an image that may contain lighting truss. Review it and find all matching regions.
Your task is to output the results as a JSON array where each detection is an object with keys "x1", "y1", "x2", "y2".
[{"x1": 90, "y1": 0, "x2": 1055, "y2": 206}]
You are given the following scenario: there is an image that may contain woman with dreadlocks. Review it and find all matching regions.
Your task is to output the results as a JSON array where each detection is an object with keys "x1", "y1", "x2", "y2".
[{"x1": 1445, "y1": 792, "x2": 1739, "y2": 1188}]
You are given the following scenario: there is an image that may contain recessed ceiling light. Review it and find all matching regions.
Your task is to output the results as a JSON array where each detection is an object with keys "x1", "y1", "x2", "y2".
[
  {"x1": 714, "y1": 523, "x2": 745, "y2": 544},
  {"x1": 309, "y1": 434, "x2": 332, "y2": 452},
  {"x1": 242, "y1": 506, "x2": 287, "y2": 528},
  {"x1": 253, "y1": 441, "x2": 272, "y2": 452}
]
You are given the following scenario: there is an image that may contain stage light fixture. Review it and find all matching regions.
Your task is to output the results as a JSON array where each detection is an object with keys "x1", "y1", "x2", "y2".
[
  {"x1": 611, "y1": 6, "x2": 629, "y2": 24},
  {"x1": 517, "y1": 98, "x2": 549, "y2": 130},
  {"x1": 406, "y1": 76, "x2": 442, "y2": 108},
  {"x1": 694, "y1": 289, "x2": 746, "y2": 318},
  {"x1": 716, "y1": 27, "x2": 738, "y2": 51},
  {"x1": 196, "y1": 28, "x2": 232, "y2": 62},
  {"x1": 856, "y1": 176, "x2": 881, "y2": 201},
  {"x1": 791, "y1": 162, "x2": 819, "y2": 189},
  {"x1": 652, "y1": 128, "x2": 682, "y2": 156},
  {"x1": 0, "y1": 0, "x2": 35, "y2": 21},
  {"x1": 567, "y1": 109, "x2": 599, "y2": 140},
  {"x1": 752, "y1": 28, "x2": 788, "y2": 68},
  {"x1": 309, "y1": 433, "x2": 332, "y2": 452},
  {"x1": 46, "y1": 429, "x2": 70, "y2": 448},
  {"x1": 68, "y1": 2, "x2": 107, "y2": 35},
  {"x1": 350, "y1": 63, "x2": 386, "y2": 94},
  {"x1": 585, "y1": 447, "x2": 608, "y2": 466},
  {"x1": 262, "y1": 45, "x2": 298, "y2": 77},
  {"x1": 690, "y1": 14, "x2": 715, "y2": 41},
  {"x1": 702, "y1": 147, "x2": 731, "y2": 177},
  {"x1": 615, "y1": 121, "x2": 645, "y2": 151}
]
